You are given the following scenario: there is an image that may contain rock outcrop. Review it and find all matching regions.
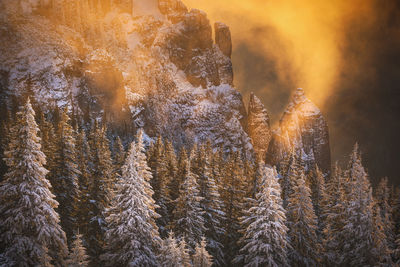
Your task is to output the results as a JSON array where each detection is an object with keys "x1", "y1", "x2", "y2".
[
  {"x1": 247, "y1": 92, "x2": 271, "y2": 161},
  {"x1": 0, "y1": 0, "x2": 250, "y2": 156},
  {"x1": 215, "y1": 22, "x2": 232, "y2": 58},
  {"x1": 266, "y1": 88, "x2": 331, "y2": 175}
]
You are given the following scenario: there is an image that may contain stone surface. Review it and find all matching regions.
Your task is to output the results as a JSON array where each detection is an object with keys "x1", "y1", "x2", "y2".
[
  {"x1": 266, "y1": 88, "x2": 331, "y2": 175},
  {"x1": 214, "y1": 22, "x2": 232, "y2": 58}
]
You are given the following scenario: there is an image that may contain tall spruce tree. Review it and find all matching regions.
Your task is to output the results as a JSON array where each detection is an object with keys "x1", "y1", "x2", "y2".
[
  {"x1": 158, "y1": 233, "x2": 183, "y2": 267},
  {"x1": 196, "y1": 143, "x2": 226, "y2": 266},
  {"x1": 178, "y1": 239, "x2": 192, "y2": 267},
  {"x1": 148, "y1": 136, "x2": 170, "y2": 238},
  {"x1": 164, "y1": 140, "x2": 178, "y2": 218},
  {"x1": 236, "y1": 165, "x2": 289, "y2": 267},
  {"x1": 101, "y1": 136, "x2": 160, "y2": 266},
  {"x1": 67, "y1": 233, "x2": 90, "y2": 267},
  {"x1": 310, "y1": 166, "x2": 329, "y2": 236},
  {"x1": 75, "y1": 129, "x2": 92, "y2": 240},
  {"x1": 375, "y1": 177, "x2": 395, "y2": 249},
  {"x1": 171, "y1": 153, "x2": 205, "y2": 253},
  {"x1": 111, "y1": 136, "x2": 125, "y2": 176},
  {"x1": 221, "y1": 150, "x2": 247, "y2": 264},
  {"x1": 0, "y1": 99, "x2": 68, "y2": 266},
  {"x1": 53, "y1": 109, "x2": 81, "y2": 243},
  {"x1": 323, "y1": 163, "x2": 348, "y2": 266},
  {"x1": 280, "y1": 152, "x2": 301, "y2": 208},
  {"x1": 341, "y1": 144, "x2": 380, "y2": 266},
  {"x1": 192, "y1": 237, "x2": 213, "y2": 267},
  {"x1": 286, "y1": 171, "x2": 320, "y2": 266},
  {"x1": 87, "y1": 122, "x2": 114, "y2": 260}
]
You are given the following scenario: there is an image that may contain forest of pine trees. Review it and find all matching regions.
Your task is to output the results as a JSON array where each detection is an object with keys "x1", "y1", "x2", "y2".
[{"x1": 1, "y1": 98, "x2": 400, "y2": 266}]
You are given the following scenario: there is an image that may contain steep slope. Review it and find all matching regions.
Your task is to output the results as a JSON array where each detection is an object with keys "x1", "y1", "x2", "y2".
[
  {"x1": 266, "y1": 88, "x2": 331, "y2": 175},
  {"x1": 246, "y1": 92, "x2": 271, "y2": 161},
  {"x1": 0, "y1": 0, "x2": 251, "y2": 155}
]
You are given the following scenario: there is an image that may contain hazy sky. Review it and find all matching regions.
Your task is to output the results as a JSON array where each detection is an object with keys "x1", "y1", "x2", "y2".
[{"x1": 184, "y1": 0, "x2": 400, "y2": 185}]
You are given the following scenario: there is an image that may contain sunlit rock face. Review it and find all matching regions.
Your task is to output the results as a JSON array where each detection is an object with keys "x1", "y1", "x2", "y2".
[
  {"x1": 0, "y1": 0, "x2": 251, "y2": 155},
  {"x1": 246, "y1": 92, "x2": 271, "y2": 161},
  {"x1": 266, "y1": 88, "x2": 331, "y2": 175},
  {"x1": 215, "y1": 22, "x2": 232, "y2": 58}
]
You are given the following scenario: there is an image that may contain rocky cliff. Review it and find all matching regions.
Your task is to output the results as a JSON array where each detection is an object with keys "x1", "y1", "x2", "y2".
[
  {"x1": 0, "y1": 0, "x2": 250, "y2": 155},
  {"x1": 265, "y1": 88, "x2": 331, "y2": 175}
]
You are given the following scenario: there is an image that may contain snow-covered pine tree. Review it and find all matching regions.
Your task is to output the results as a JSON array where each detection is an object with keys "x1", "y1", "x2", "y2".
[
  {"x1": 178, "y1": 239, "x2": 192, "y2": 267},
  {"x1": 394, "y1": 234, "x2": 400, "y2": 265},
  {"x1": 323, "y1": 163, "x2": 348, "y2": 266},
  {"x1": 192, "y1": 237, "x2": 213, "y2": 267},
  {"x1": 53, "y1": 108, "x2": 81, "y2": 243},
  {"x1": 280, "y1": 152, "x2": 301, "y2": 208},
  {"x1": 171, "y1": 152, "x2": 205, "y2": 253},
  {"x1": 176, "y1": 146, "x2": 189, "y2": 193},
  {"x1": 0, "y1": 99, "x2": 68, "y2": 266},
  {"x1": 37, "y1": 109, "x2": 57, "y2": 170},
  {"x1": 196, "y1": 143, "x2": 226, "y2": 266},
  {"x1": 87, "y1": 121, "x2": 114, "y2": 260},
  {"x1": 236, "y1": 165, "x2": 289, "y2": 267},
  {"x1": 164, "y1": 140, "x2": 178, "y2": 218},
  {"x1": 340, "y1": 144, "x2": 380, "y2": 266},
  {"x1": 67, "y1": 233, "x2": 90, "y2": 267},
  {"x1": 286, "y1": 171, "x2": 320, "y2": 266},
  {"x1": 158, "y1": 233, "x2": 182, "y2": 267},
  {"x1": 101, "y1": 137, "x2": 161, "y2": 266},
  {"x1": 112, "y1": 136, "x2": 125, "y2": 176},
  {"x1": 310, "y1": 166, "x2": 329, "y2": 236},
  {"x1": 391, "y1": 187, "x2": 400, "y2": 237},
  {"x1": 372, "y1": 205, "x2": 393, "y2": 265},
  {"x1": 375, "y1": 177, "x2": 395, "y2": 248},
  {"x1": 221, "y1": 150, "x2": 247, "y2": 265},
  {"x1": 75, "y1": 129, "x2": 92, "y2": 239},
  {"x1": 147, "y1": 135, "x2": 170, "y2": 238}
]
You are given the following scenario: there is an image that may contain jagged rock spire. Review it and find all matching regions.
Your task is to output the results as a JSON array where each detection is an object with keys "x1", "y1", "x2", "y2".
[{"x1": 266, "y1": 88, "x2": 331, "y2": 175}]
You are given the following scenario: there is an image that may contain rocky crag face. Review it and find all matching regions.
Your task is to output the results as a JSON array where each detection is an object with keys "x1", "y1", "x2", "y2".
[
  {"x1": 0, "y1": 0, "x2": 331, "y2": 171},
  {"x1": 265, "y1": 88, "x2": 331, "y2": 175},
  {"x1": 0, "y1": 0, "x2": 250, "y2": 155}
]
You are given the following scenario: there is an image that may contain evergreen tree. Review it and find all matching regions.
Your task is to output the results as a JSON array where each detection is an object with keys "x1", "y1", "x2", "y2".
[
  {"x1": 148, "y1": 136, "x2": 170, "y2": 238},
  {"x1": 375, "y1": 177, "x2": 395, "y2": 248},
  {"x1": 67, "y1": 233, "x2": 90, "y2": 267},
  {"x1": 372, "y1": 205, "x2": 393, "y2": 265},
  {"x1": 37, "y1": 109, "x2": 57, "y2": 172},
  {"x1": 87, "y1": 122, "x2": 114, "y2": 260},
  {"x1": 286, "y1": 171, "x2": 320, "y2": 266},
  {"x1": 171, "y1": 154, "x2": 205, "y2": 253},
  {"x1": 175, "y1": 146, "x2": 189, "y2": 194},
  {"x1": 164, "y1": 140, "x2": 178, "y2": 216},
  {"x1": 310, "y1": 166, "x2": 329, "y2": 236},
  {"x1": 178, "y1": 239, "x2": 192, "y2": 267},
  {"x1": 280, "y1": 152, "x2": 301, "y2": 208},
  {"x1": 220, "y1": 150, "x2": 247, "y2": 264},
  {"x1": 236, "y1": 165, "x2": 289, "y2": 267},
  {"x1": 53, "y1": 109, "x2": 81, "y2": 243},
  {"x1": 341, "y1": 144, "x2": 379, "y2": 266},
  {"x1": 101, "y1": 137, "x2": 160, "y2": 266},
  {"x1": 0, "y1": 99, "x2": 68, "y2": 266},
  {"x1": 196, "y1": 143, "x2": 226, "y2": 266},
  {"x1": 323, "y1": 163, "x2": 348, "y2": 266},
  {"x1": 112, "y1": 136, "x2": 125, "y2": 176},
  {"x1": 75, "y1": 129, "x2": 92, "y2": 239},
  {"x1": 394, "y1": 234, "x2": 400, "y2": 265},
  {"x1": 158, "y1": 233, "x2": 182, "y2": 267},
  {"x1": 192, "y1": 237, "x2": 213, "y2": 267}
]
